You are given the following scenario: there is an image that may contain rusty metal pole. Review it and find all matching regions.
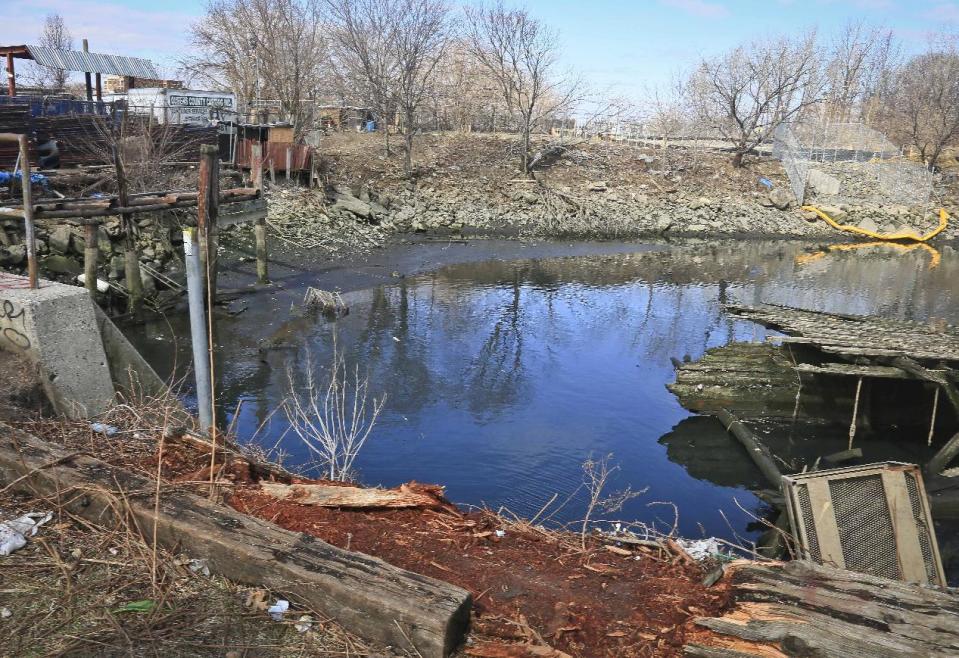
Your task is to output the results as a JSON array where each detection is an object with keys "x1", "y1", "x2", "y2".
[
  {"x1": 18, "y1": 135, "x2": 37, "y2": 288},
  {"x1": 197, "y1": 144, "x2": 220, "y2": 303},
  {"x1": 82, "y1": 39, "x2": 93, "y2": 102},
  {"x1": 251, "y1": 142, "x2": 268, "y2": 284},
  {"x1": 5, "y1": 54, "x2": 14, "y2": 97},
  {"x1": 83, "y1": 222, "x2": 99, "y2": 295}
]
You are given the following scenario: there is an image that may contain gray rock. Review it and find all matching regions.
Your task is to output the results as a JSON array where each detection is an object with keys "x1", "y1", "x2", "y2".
[
  {"x1": 768, "y1": 188, "x2": 793, "y2": 210},
  {"x1": 332, "y1": 192, "x2": 373, "y2": 219},
  {"x1": 43, "y1": 254, "x2": 82, "y2": 275},
  {"x1": 0, "y1": 244, "x2": 26, "y2": 267},
  {"x1": 49, "y1": 225, "x2": 73, "y2": 254},
  {"x1": 857, "y1": 217, "x2": 880, "y2": 234},
  {"x1": 807, "y1": 169, "x2": 841, "y2": 197}
]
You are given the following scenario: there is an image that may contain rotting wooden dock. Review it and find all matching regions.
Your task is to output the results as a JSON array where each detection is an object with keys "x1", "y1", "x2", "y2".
[{"x1": 685, "y1": 560, "x2": 959, "y2": 657}]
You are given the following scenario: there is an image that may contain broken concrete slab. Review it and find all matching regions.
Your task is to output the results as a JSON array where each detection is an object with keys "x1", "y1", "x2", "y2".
[{"x1": 0, "y1": 277, "x2": 114, "y2": 418}]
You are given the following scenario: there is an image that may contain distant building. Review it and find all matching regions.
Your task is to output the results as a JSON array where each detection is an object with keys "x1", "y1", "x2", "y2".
[{"x1": 105, "y1": 87, "x2": 236, "y2": 125}]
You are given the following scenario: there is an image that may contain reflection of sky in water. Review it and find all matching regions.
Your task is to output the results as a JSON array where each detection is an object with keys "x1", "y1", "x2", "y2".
[{"x1": 133, "y1": 241, "x2": 959, "y2": 543}]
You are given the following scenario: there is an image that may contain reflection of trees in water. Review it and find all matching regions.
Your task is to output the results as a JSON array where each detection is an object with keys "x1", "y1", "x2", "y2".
[{"x1": 465, "y1": 271, "x2": 528, "y2": 417}]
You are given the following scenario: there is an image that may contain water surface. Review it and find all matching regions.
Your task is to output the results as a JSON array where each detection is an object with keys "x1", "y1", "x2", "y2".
[{"x1": 130, "y1": 239, "x2": 959, "y2": 545}]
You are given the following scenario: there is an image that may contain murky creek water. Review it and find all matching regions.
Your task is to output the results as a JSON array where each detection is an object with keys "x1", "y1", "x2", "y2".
[{"x1": 128, "y1": 239, "x2": 959, "y2": 559}]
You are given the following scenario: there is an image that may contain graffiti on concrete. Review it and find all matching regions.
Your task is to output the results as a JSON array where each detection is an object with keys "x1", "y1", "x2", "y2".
[{"x1": 0, "y1": 298, "x2": 31, "y2": 351}]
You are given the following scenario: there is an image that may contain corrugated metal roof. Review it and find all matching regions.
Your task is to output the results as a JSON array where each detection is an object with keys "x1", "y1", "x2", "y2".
[{"x1": 25, "y1": 45, "x2": 159, "y2": 78}]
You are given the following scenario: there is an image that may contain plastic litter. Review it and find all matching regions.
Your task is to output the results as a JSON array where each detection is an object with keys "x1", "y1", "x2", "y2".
[
  {"x1": 76, "y1": 274, "x2": 110, "y2": 293},
  {"x1": 495, "y1": 529, "x2": 506, "y2": 538},
  {"x1": 0, "y1": 512, "x2": 53, "y2": 556},
  {"x1": 758, "y1": 177, "x2": 773, "y2": 188},
  {"x1": 90, "y1": 423, "x2": 119, "y2": 437},
  {"x1": 0, "y1": 607, "x2": 11, "y2": 619},
  {"x1": 189, "y1": 559, "x2": 211, "y2": 576},
  {"x1": 294, "y1": 614, "x2": 313, "y2": 632},
  {"x1": 675, "y1": 537, "x2": 724, "y2": 561},
  {"x1": 268, "y1": 599, "x2": 289, "y2": 621}
]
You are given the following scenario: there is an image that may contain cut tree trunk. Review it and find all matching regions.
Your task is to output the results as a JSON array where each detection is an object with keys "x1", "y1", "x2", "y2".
[{"x1": 0, "y1": 423, "x2": 471, "y2": 657}]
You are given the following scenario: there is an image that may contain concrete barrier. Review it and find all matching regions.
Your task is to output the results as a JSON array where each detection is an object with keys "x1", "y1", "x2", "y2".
[{"x1": 1, "y1": 277, "x2": 115, "y2": 417}]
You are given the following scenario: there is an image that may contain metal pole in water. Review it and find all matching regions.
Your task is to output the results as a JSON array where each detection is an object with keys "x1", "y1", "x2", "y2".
[{"x1": 183, "y1": 226, "x2": 213, "y2": 431}]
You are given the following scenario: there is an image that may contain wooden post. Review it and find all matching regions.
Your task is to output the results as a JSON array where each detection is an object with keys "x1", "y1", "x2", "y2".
[
  {"x1": 82, "y1": 39, "x2": 93, "y2": 102},
  {"x1": 83, "y1": 222, "x2": 99, "y2": 295},
  {"x1": 251, "y1": 143, "x2": 268, "y2": 285},
  {"x1": 94, "y1": 73, "x2": 102, "y2": 101},
  {"x1": 113, "y1": 142, "x2": 144, "y2": 314},
  {"x1": 197, "y1": 144, "x2": 220, "y2": 303},
  {"x1": 18, "y1": 135, "x2": 37, "y2": 288},
  {"x1": 5, "y1": 53, "x2": 14, "y2": 97},
  {"x1": 285, "y1": 146, "x2": 292, "y2": 181}
]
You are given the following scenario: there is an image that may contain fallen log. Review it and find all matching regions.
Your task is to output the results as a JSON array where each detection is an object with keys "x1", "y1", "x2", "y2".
[
  {"x1": 260, "y1": 481, "x2": 458, "y2": 512},
  {"x1": 684, "y1": 560, "x2": 959, "y2": 657},
  {"x1": 0, "y1": 423, "x2": 471, "y2": 657}
]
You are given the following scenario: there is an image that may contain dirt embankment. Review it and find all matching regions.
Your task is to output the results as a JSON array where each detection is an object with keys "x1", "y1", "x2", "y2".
[
  {"x1": 1, "y1": 375, "x2": 731, "y2": 658},
  {"x1": 252, "y1": 132, "x2": 958, "y2": 253}
]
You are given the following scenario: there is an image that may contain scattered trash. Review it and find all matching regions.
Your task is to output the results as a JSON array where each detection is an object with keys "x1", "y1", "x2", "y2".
[
  {"x1": 113, "y1": 600, "x2": 156, "y2": 614},
  {"x1": 268, "y1": 599, "x2": 289, "y2": 621},
  {"x1": 75, "y1": 274, "x2": 110, "y2": 293},
  {"x1": 0, "y1": 607, "x2": 10, "y2": 619},
  {"x1": 89, "y1": 423, "x2": 119, "y2": 437},
  {"x1": 494, "y1": 529, "x2": 506, "y2": 538},
  {"x1": 674, "y1": 537, "x2": 725, "y2": 561},
  {"x1": 189, "y1": 558, "x2": 211, "y2": 577},
  {"x1": 294, "y1": 614, "x2": 313, "y2": 632},
  {"x1": 758, "y1": 177, "x2": 773, "y2": 188},
  {"x1": 0, "y1": 511, "x2": 53, "y2": 556}
]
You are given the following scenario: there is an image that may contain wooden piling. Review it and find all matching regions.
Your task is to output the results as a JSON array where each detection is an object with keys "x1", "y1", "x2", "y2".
[
  {"x1": 251, "y1": 143, "x2": 268, "y2": 284},
  {"x1": 197, "y1": 144, "x2": 220, "y2": 303},
  {"x1": 17, "y1": 135, "x2": 37, "y2": 288},
  {"x1": 83, "y1": 222, "x2": 99, "y2": 295},
  {"x1": 113, "y1": 142, "x2": 144, "y2": 314},
  {"x1": 82, "y1": 39, "x2": 93, "y2": 102}
]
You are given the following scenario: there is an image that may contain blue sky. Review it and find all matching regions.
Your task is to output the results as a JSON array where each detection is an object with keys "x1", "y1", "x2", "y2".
[{"x1": 4, "y1": 0, "x2": 956, "y2": 98}]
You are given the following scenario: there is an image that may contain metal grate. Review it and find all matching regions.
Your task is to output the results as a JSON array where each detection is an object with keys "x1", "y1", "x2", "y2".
[
  {"x1": 830, "y1": 475, "x2": 901, "y2": 580},
  {"x1": 783, "y1": 463, "x2": 945, "y2": 586},
  {"x1": 905, "y1": 472, "x2": 940, "y2": 585},
  {"x1": 796, "y1": 485, "x2": 822, "y2": 562}
]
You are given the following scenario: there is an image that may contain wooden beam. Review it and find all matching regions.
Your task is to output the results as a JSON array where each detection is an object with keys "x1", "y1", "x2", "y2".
[
  {"x1": 715, "y1": 408, "x2": 783, "y2": 489},
  {"x1": 0, "y1": 423, "x2": 471, "y2": 657},
  {"x1": 5, "y1": 52, "x2": 14, "y2": 97}
]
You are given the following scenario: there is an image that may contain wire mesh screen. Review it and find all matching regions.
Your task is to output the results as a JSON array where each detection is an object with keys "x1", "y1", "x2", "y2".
[
  {"x1": 905, "y1": 471, "x2": 940, "y2": 585},
  {"x1": 830, "y1": 475, "x2": 901, "y2": 580},
  {"x1": 773, "y1": 120, "x2": 933, "y2": 206}
]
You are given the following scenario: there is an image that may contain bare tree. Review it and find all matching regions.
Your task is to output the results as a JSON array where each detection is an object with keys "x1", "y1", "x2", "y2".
[
  {"x1": 284, "y1": 344, "x2": 386, "y2": 482},
  {"x1": 392, "y1": 0, "x2": 452, "y2": 175},
  {"x1": 688, "y1": 32, "x2": 822, "y2": 167},
  {"x1": 24, "y1": 14, "x2": 74, "y2": 91},
  {"x1": 644, "y1": 78, "x2": 690, "y2": 164},
  {"x1": 184, "y1": 0, "x2": 328, "y2": 137},
  {"x1": 823, "y1": 21, "x2": 899, "y2": 123},
  {"x1": 327, "y1": 0, "x2": 451, "y2": 175},
  {"x1": 890, "y1": 40, "x2": 959, "y2": 170},
  {"x1": 326, "y1": 0, "x2": 400, "y2": 155},
  {"x1": 466, "y1": 1, "x2": 581, "y2": 175}
]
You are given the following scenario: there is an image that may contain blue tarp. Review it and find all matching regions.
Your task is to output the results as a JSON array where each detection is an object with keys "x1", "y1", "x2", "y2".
[{"x1": 0, "y1": 171, "x2": 49, "y2": 188}]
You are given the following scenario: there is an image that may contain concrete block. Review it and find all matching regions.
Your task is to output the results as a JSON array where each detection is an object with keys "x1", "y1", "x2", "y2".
[{"x1": 0, "y1": 278, "x2": 114, "y2": 418}]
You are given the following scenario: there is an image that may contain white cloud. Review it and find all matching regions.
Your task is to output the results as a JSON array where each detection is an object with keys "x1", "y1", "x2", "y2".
[{"x1": 659, "y1": 0, "x2": 730, "y2": 19}]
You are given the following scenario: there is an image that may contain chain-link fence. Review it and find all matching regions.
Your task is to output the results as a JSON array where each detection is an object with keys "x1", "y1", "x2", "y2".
[{"x1": 773, "y1": 120, "x2": 933, "y2": 207}]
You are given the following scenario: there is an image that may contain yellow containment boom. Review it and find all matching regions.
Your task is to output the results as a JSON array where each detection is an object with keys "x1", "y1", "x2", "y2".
[{"x1": 801, "y1": 205, "x2": 950, "y2": 243}]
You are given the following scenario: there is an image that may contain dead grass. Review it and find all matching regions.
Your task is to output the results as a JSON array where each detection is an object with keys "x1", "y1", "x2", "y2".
[{"x1": 0, "y1": 490, "x2": 376, "y2": 658}]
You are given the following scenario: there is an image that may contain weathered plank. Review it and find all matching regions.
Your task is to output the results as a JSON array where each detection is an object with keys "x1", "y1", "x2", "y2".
[
  {"x1": 0, "y1": 423, "x2": 471, "y2": 657},
  {"x1": 685, "y1": 560, "x2": 959, "y2": 658}
]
